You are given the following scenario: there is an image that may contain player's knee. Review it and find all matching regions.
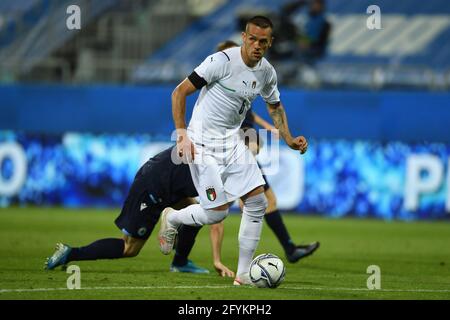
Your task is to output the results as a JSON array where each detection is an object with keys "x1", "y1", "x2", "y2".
[
  {"x1": 243, "y1": 193, "x2": 268, "y2": 219},
  {"x1": 204, "y1": 207, "x2": 229, "y2": 224},
  {"x1": 123, "y1": 244, "x2": 141, "y2": 257},
  {"x1": 122, "y1": 237, "x2": 145, "y2": 257},
  {"x1": 265, "y1": 189, "x2": 277, "y2": 213},
  {"x1": 267, "y1": 200, "x2": 276, "y2": 213}
]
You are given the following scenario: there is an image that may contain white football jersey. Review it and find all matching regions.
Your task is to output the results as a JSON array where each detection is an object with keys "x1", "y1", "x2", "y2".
[{"x1": 187, "y1": 46, "x2": 280, "y2": 150}]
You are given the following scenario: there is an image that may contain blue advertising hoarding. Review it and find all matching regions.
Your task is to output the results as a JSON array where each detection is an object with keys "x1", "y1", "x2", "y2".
[
  {"x1": 1, "y1": 84, "x2": 449, "y2": 219},
  {"x1": 1, "y1": 131, "x2": 449, "y2": 220}
]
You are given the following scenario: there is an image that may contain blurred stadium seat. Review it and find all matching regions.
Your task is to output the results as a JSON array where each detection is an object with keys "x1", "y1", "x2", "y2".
[
  {"x1": 0, "y1": 0, "x2": 43, "y2": 48},
  {"x1": 0, "y1": 0, "x2": 40, "y2": 16},
  {"x1": 130, "y1": 0, "x2": 450, "y2": 90},
  {"x1": 0, "y1": 0, "x2": 226, "y2": 83},
  {"x1": 0, "y1": 0, "x2": 121, "y2": 81},
  {"x1": 1, "y1": 0, "x2": 448, "y2": 90}
]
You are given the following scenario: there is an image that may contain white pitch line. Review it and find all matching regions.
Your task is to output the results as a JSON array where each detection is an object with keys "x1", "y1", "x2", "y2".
[
  {"x1": 1, "y1": 285, "x2": 450, "y2": 294},
  {"x1": 283, "y1": 287, "x2": 450, "y2": 293},
  {"x1": 0, "y1": 286, "x2": 231, "y2": 293}
]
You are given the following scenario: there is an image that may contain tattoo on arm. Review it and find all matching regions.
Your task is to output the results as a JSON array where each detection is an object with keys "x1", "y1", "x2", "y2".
[
  {"x1": 269, "y1": 104, "x2": 293, "y2": 144},
  {"x1": 270, "y1": 108, "x2": 285, "y2": 135}
]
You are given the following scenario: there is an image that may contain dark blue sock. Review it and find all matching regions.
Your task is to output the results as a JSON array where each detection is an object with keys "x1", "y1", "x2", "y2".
[
  {"x1": 67, "y1": 238, "x2": 125, "y2": 262},
  {"x1": 172, "y1": 225, "x2": 202, "y2": 267},
  {"x1": 264, "y1": 210, "x2": 296, "y2": 255}
]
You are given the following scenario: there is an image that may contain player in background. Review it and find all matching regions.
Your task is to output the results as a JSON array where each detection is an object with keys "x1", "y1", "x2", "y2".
[
  {"x1": 171, "y1": 41, "x2": 319, "y2": 273},
  {"x1": 44, "y1": 146, "x2": 232, "y2": 276},
  {"x1": 158, "y1": 16, "x2": 308, "y2": 285}
]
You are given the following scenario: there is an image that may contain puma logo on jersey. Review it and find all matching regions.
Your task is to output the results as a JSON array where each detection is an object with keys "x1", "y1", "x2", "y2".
[{"x1": 242, "y1": 80, "x2": 257, "y2": 89}]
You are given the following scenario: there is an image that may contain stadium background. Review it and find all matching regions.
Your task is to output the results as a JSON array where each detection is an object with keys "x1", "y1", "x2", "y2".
[
  {"x1": 1, "y1": 0, "x2": 450, "y2": 301},
  {"x1": 1, "y1": 0, "x2": 449, "y2": 220}
]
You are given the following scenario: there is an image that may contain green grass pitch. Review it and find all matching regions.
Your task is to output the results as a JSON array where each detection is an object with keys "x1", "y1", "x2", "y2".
[{"x1": 0, "y1": 208, "x2": 449, "y2": 300}]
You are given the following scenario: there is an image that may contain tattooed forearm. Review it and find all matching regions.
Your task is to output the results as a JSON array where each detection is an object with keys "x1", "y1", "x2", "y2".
[
  {"x1": 270, "y1": 108, "x2": 284, "y2": 129},
  {"x1": 268, "y1": 103, "x2": 293, "y2": 144}
]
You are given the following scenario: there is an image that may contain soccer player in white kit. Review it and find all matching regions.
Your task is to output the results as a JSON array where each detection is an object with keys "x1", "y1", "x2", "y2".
[{"x1": 158, "y1": 16, "x2": 308, "y2": 285}]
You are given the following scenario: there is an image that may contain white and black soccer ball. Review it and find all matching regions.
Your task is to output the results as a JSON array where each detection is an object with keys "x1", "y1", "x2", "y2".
[{"x1": 249, "y1": 253, "x2": 286, "y2": 288}]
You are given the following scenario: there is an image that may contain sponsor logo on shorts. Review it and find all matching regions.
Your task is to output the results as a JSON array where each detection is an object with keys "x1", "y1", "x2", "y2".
[
  {"x1": 206, "y1": 187, "x2": 216, "y2": 201},
  {"x1": 138, "y1": 227, "x2": 147, "y2": 236},
  {"x1": 140, "y1": 202, "x2": 148, "y2": 211}
]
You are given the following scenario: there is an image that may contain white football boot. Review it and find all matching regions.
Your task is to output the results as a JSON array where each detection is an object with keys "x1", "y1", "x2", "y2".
[
  {"x1": 158, "y1": 207, "x2": 178, "y2": 255},
  {"x1": 233, "y1": 272, "x2": 253, "y2": 286}
]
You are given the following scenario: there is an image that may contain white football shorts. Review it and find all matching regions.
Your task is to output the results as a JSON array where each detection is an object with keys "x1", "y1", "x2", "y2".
[{"x1": 188, "y1": 141, "x2": 266, "y2": 209}]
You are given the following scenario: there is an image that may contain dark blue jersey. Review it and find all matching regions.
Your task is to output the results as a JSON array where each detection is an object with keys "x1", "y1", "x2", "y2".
[
  {"x1": 137, "y1": 146, "x2": 198, "y2": 208},
  {"x1": 241, "y1": 107, "x2": 255, "y2": 129}
]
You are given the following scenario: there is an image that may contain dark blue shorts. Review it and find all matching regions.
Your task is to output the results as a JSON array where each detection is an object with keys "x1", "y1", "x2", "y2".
[
  {"x1": 114, "y1": 188, "x2": 162, "y2": 240},
  {"x1": 114, "y1": 167, "x2": 163, "y2": 240}
]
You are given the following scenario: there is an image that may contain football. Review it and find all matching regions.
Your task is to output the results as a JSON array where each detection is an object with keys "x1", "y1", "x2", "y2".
[{"x1": 249, "y1": 253, "x2": 286, "y2": 288}]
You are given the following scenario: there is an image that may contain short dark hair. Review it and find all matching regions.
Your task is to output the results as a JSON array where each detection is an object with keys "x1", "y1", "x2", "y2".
[
  {"x1": 216, "y1": 40, "x2": 238, "y2": 52},
  {"x1": 246, "y1": 15, "x2": 273, "y2": 30}
]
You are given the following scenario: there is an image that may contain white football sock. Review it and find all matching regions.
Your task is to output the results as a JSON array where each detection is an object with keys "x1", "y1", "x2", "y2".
[
  {"x1": 236, "y1": 193, "x2": 268, "y2": 277},
  {"x1": 168, "y1": 204, "x2": 228, "y2": 227}
]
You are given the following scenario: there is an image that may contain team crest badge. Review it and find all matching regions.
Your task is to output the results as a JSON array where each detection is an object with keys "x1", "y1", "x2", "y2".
[
  {"x1": 206, "y1": 187, "x2": 216, "y2": 201},
  {"x1": 252, "y1": 81, "x2": 257, "y2": 89}
]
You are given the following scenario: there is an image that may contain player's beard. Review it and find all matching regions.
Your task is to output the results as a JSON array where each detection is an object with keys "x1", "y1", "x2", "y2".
[
  {"x1": 253, "y1": 51, "x2": 262, "y2": 59},
  {"x1": 251, "y1": 50, "x2": 263, "y2": 64}
]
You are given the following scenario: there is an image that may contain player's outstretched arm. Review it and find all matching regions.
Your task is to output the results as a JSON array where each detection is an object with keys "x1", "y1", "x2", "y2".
[
  {"x1": 252, "y1": 111, "x2": 279, "y2": 138},
  {"x1": 172, "y1": 78, "x2": 198, "y2": 160},
  {"x1": 210, "y1": 222, "x2": 235, "y2": 278},
  {"x1": 266, "y1": 102, "x2": 308, "y2": 154}
]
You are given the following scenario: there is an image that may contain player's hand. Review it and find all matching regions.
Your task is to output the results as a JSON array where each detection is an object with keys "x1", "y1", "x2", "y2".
[
  {"x1": 176, "y1": 132, "x2": 196, "y2": 162},
  {"x1": 214, "y1": 261, "x2": 235, "y2": 278},
  {"x1": 289, "y1": 136, "x2": 308, "y2": 154}
]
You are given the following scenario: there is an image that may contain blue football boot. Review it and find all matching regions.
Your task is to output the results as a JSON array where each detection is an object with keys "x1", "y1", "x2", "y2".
[
  {"x1": 170, "y1": 260, "x2": 210, "y2": 274},
  {"x1": 45, "y1": 243, "x2": 72, "y2": 270}
]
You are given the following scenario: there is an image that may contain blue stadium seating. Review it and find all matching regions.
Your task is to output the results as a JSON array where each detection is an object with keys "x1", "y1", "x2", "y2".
[
  {"x1": 0, "y1": 19, "x2": 16, "y2": 47},
  {"x1": 0, "y1": 0, "x2": 120, "y2": 73},
  {"x1": 132, "y1": 0, "x2": 450, "y2": 86},
  {"x1": 0, "y1": 0, "x2": 48, "y2": 49},
  {"x1": 0, "y1": 0, "x2": 39, "y2": 14},
  {"x1": 321, "y1": 0, "x2": 450, "y2": 68}
]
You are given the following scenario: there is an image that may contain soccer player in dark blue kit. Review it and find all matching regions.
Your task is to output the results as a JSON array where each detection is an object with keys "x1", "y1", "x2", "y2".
[
  {"x1": 45, "y1": 39, "x2": 317, "y2": 272},
  {"x1": 44, "y1": 146, "x2": 232, "y2": 275},
  {"x1": 45, "y1": 140, "x2": 317, "y2": 273}
]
